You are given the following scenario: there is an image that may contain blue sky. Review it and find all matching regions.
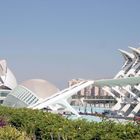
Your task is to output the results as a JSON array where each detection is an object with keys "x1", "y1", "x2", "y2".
[{"x1": 0, "y1": 0, "x2": 140, "y2": 88}]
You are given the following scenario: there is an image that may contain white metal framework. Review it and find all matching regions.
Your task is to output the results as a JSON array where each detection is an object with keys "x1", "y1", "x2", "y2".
[
  {"x1": 3, "y1": 47, "x2": 140, "y2": 118},
  {"x1": 28, "y1": 76, "x2": 140, "y2": 117},
  {"x1": 29, "y1": 47, "x2": 140, "y2": 117},
  {"x1": 102, "y1": 47, "x2": 140, "y2": 117}
]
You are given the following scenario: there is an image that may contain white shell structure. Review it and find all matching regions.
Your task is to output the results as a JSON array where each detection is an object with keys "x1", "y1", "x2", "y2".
[
  {"x1": 4, "y1": 68, "x2": 17, "y2": 90},
  {"x1": 0, "y1": 59, "x2": 17, "y2": 104},
  {"x1": 0, "y1": 59, "x2": 17, "y2": 89},
  {"x1": 3, "y1": 79, "x2": 59, "y2": 108},
  {"x1": 21, "y1": 79, "x2": 59, "y2": 99}
]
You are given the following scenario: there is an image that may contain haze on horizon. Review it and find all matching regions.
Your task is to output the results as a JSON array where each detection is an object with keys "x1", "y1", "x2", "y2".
[{"x1": 0, "y1": 0, "x2": 140, "y2": 89}]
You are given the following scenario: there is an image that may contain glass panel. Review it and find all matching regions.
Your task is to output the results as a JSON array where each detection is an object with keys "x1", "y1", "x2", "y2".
[
  {"x1": 0, "y1": 92, "x2": 8, "y2": 97},
  {"x1": 26, "y1": 94, "x2": 35, "y2": 104}
]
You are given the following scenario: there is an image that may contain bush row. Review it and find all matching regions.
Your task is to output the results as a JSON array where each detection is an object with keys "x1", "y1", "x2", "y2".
[{"x1": 0, "y1": 106, "x2": 140, "y2": 140}]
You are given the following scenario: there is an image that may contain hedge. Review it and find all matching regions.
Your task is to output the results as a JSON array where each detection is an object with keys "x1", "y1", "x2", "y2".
[{"x1": 0, "y1": 106, "x2": 140, "y2": 140}]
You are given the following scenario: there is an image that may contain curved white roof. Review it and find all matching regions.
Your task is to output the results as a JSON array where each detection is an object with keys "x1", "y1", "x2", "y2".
[
  {"x1": 3, "y1": 68, "x2": 17, "y2": 89},
  {"x1": 20, "y1": 79, "x2": 59, "y2": 99},
  {"x1": 0, "y1": 60, "x2": 17, "y2": 89}
]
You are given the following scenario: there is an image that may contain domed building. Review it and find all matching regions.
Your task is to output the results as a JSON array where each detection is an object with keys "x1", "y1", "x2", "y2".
[
  {"x1": 0, "y1": 60, "x2": 17, "y2": 104},
  {"x1": 3, "y1": 79, "x2": 59, "y2": 108}
]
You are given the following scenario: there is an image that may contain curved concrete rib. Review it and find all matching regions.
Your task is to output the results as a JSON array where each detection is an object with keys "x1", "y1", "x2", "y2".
[
  {"x1": 128, "y1": 103, "x2": 140, "y2": 117},
  {"x1": 118, "y1": 49, "x2": 134, "y2": 62},
  {"x1": 28, "y1": 80, "x2": 94, "y2": 116},
  {"x1": 114, "y1": 49, "x2": 134, "y2": 79},
  {"x1": 28, "y1": 77, "x2": 140, "y2": 117},
  {"x1": 129, "y1": 47, "x2": 140, "y2": 66}
]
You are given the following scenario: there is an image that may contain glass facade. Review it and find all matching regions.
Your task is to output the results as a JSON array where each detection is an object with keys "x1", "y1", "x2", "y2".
[
  {"x1": 0, "y1": 90, "x2": 11, "y2": 104},
  {"x1": 3, "y1": 85, "x2": 39, "y2": 108}
]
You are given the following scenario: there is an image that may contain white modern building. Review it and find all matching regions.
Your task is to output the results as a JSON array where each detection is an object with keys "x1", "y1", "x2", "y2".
[
  {"x1": 2, "y1": 47, "x2": 140, "y2": 118},
  {"x1": 0, "y1": 60, "x2": 17, "y2": 104},
  {"x1": 29, "y1": 47, "x2": 140, "y2": 118},
  {"x1": 3, "y1": 79, "x2": 59, "y2": 108},
  {"x1": 103, "y1": 47, "x2": 140, "y2": 117}
]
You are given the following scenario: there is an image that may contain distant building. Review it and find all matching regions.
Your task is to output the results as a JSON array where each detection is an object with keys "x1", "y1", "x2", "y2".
[{"x1": 68, "y1": 79, "x2": 110, "y2": 98}]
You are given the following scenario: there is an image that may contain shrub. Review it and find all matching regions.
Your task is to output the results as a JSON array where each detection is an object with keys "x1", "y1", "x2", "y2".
[
  {"x1": 0, "y1": 106, "x2": 140, "y2": 140},
  {"x1": 0, "y1": 126, "x2": 27, "y2": 140}
]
